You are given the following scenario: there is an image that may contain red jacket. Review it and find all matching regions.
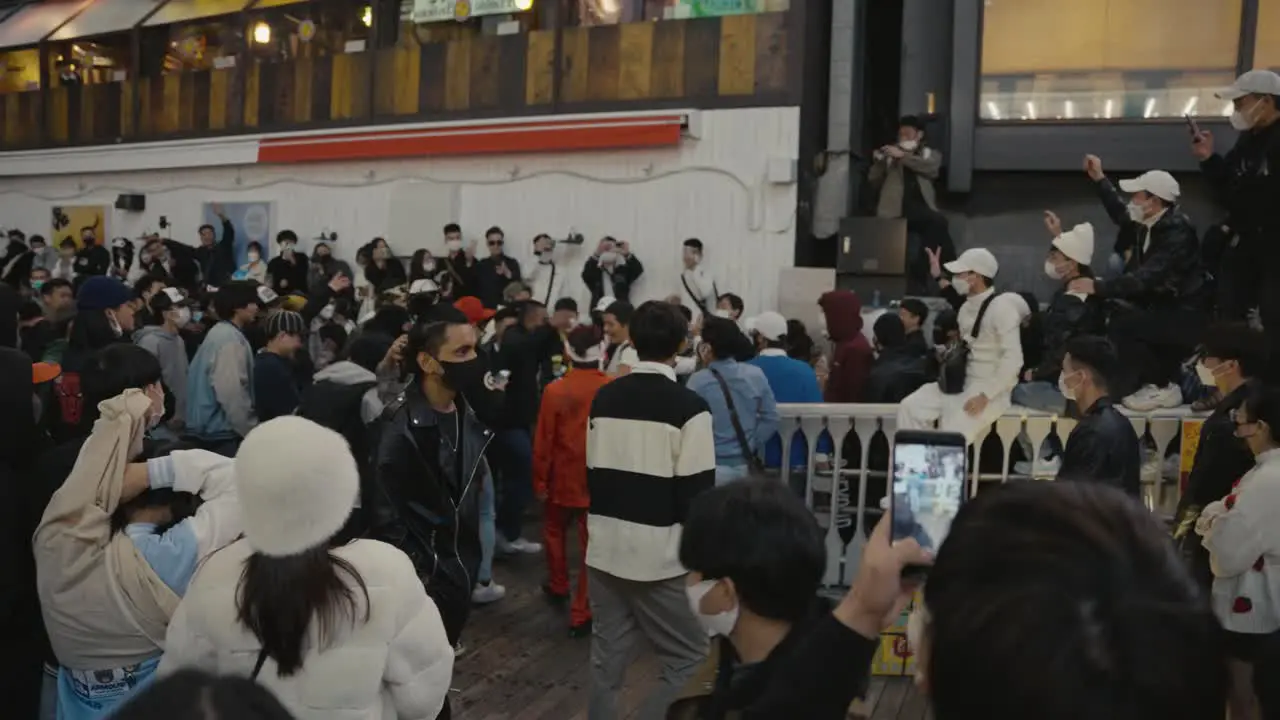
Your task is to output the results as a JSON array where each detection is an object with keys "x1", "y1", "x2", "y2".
[
  {"x1": 819, "y1": 290, "x2": 873, "y2": 403},
  {"x1": 532, "y1": 368, "x2": 612, "y2": 508}
]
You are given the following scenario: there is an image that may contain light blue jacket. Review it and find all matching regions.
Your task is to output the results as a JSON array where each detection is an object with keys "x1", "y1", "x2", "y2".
[
  {"x1": 186, "y1": 321, "x2": 256, "y2": 440},
  {"x1": 687, "y1": 359, "x2": 779, "y2": 467}
]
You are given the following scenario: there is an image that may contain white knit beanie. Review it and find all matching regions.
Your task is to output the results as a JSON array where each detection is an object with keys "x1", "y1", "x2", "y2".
[{"x1": 233, "y1": 416, "x2": 359, "y2": 557}]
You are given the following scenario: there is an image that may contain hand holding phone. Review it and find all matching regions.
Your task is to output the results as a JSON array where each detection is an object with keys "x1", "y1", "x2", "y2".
[{"x1": 890, "y1": 430, "x2": 968, "y2": 575}]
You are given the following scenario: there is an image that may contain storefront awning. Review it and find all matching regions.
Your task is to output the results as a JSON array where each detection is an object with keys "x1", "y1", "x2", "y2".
[
  {"x1": 144, "y1": 0, "x2": 253, "y2": 27},
  {"x1": 0, "y1": 0, "x2": 92, "y2": 50},
  {"x1": 49, "y1": 0, "x2": 164, "y2": 41}
]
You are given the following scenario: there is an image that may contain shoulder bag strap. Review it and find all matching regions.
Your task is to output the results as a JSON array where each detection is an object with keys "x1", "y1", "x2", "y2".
[
  {"x1": 681, "y1": 273, "x2": 710, "y2": 313},
  {"x1": 968, "y1": 292, "x2": 999, "y2": 342},
  {"x1": 250, "y1": 648, "x2": 270, "y2": 681},
  {"x1": 708, "y1": 368, "x2": 763, "y2": 471},
  {"x1": 542, "y1": 261, "x2": 557, "y2": 306}
]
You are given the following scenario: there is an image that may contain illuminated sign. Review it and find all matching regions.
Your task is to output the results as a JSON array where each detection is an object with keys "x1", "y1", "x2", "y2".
[{"x1": 410, "y1": 0, "x2": 532, "y2": 23}]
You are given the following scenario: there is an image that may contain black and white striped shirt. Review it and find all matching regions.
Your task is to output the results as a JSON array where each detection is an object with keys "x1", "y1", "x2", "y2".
[{"x1": 586, "y1": 360, "x2": 716, "y2": 581}]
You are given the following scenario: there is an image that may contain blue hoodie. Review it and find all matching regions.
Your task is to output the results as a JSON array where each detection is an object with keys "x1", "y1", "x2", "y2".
[{"x1": 749, "y1": 349, "x2": 830, "y2": 468}]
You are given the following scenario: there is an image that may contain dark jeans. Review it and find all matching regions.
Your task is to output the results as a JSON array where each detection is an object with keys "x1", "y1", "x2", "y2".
[
  {"x1": 1225, "y1": 629, "x2": 1280, "y2": 719},
  {"x1": 1107, "y1": 305, "x2": 1207, "y2": 395},
  {"x1": 494, "y1": 427, "x2": 534, "y2": 543}
]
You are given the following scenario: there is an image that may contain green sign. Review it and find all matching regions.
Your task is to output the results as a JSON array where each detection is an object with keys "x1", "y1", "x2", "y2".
[{"x1": 678, "y1": 0, "x2": 762, "y2": 17}]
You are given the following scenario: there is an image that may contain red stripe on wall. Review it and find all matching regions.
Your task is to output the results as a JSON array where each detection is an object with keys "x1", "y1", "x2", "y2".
[{"x1": 256, "y1": 121, "x2": 684, "y2": 164}]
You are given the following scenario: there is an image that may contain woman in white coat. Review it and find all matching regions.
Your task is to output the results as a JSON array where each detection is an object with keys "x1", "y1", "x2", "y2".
[
  {"x1": 159, "y1": 416, "x2": 454, "y2": 720},
  {"x1": 1198, "y1": 381, "x2": 1280, "y2": 719}
]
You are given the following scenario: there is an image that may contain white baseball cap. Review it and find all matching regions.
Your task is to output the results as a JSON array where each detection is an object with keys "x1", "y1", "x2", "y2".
[
  {"x1": 750, "y1": 311, "x2": 788, "y2": 341},
  {"x1": 1217, "y1": 69, "x2": 1280, "y2": 100},
  {"x1": 1118, "y1": 170, "x2": 1180, "y2": 203},
  {"x1": 944, "y1": 248, "x2": 999, "y2": 278},
  {"x1": 1051, "y1": 222, "x2": 1095, "y2": 266},
  {"x1": 594, "y1": 296, "x2": 616, "y2": 313}
]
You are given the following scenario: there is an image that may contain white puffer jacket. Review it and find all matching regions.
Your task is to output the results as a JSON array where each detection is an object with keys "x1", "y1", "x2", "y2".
[{"x1": 159, "y1": 538, "x2": 453, "y2": 720}]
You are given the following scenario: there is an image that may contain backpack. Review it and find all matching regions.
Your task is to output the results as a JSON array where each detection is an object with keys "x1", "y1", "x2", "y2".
[{"x1": 297, "y1": 379, "x2": 379, "y2": 512}]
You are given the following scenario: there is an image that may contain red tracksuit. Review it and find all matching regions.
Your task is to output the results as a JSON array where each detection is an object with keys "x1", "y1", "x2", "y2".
[{"x1": 532, "y1": 368, "x2": 611, "y2": 628}]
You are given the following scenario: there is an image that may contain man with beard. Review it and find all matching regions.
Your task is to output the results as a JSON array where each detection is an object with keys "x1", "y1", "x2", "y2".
[{"x1": 370, "y1": 314, "x2": 496, "y2": 708}]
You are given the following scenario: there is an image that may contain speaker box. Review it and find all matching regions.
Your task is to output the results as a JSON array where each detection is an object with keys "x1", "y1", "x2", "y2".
[
  {"x1": 115, "y1": 194, "x2": 145, "y2": 212},
  {"x1": 835, "y1": 273, "x2": 907, "y2": 304},
  {"x1": 836, "y1": 216, "x2": 908, "y2": 275}
]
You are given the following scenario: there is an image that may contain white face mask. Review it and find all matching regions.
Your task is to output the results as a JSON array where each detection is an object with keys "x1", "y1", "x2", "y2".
[
  {"x1": 951, "y1": 277, "x2": 971, "y2": 296},
  {"x1": 899, "y1": 139, "x2": 919, "y2": 152},
  {"x1": 1231, "y1": 101, "x2": 1261, "y2": 131},
  {"x1": 713, "y1": 308, "x2": 732, "y2": 319},
  {"x1": 446, "y1": 239, "x2": 462, "y2": 253},
  {"x1": 320, "y1": 304, "x2": 336, "y2": 321},
  {"x1": 174, "y1": 307, "x2": 191, "y2": 327},
  {"x1": 1196, "y1": 361, "x2": 1219, "y2": 387},
  {"x1": 280, "y1": 244, "x2": 295, "y2": 256},
  {"x1": 1126, "y1": 201, "x2": 1147, "y2": 223},
  {"x1": 423, "y1": 259, "x2": 436, "y2": 273},
  {"x1": 247, "y1": 251, "x2": 260, "y2": 263},
  {"x1": 1043, "y1": 259, "x2": 1064, "y2": 280},
  {"x1": 599, "y1": 251, "x2": 619, "y2": 265},
  {"x1": 685, "y1": 579, "x2": 739, "y2": 637},
  {"x1": 1058, "y1": 370, "x2": 1081, "y2": 401}
]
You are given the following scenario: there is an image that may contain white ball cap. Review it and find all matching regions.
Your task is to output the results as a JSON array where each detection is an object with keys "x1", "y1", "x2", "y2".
[
  {"x1": 1217, "y1": 69, "x2": 1280, "y2": 100},
  {"x1": 943, "y1": 248, "x2": 999, "y2": 278},
  {"x1": 1118, "y1": 170, "x2": 1180, "y2": 203}
]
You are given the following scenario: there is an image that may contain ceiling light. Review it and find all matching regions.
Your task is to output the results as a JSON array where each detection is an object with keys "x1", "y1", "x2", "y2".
[
  {"x1": 1025, "y1": 101, "x2": 1036, "y2": 120},
  {"x1": 253, "y1": 21, "x2": 271, "y2": 44},
  {"x1": 985, "y1": 101, "x2": 1000, "y2": 120},
  {"x1": 1182, "y1": 96, "x2": 1198, "y2": 116}
]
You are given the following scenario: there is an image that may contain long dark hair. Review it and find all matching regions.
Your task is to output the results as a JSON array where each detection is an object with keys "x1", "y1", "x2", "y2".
[{"x1": 235, "y1": 541, "x2": 370, "y2": 677}]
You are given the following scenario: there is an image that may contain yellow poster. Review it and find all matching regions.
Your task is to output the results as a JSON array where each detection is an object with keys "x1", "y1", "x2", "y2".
[
  {"x1": 51, "y1": 205, "x2": 107, "y2": 250},
  {"x1": 1180, "y1": 419, "x2": 1204, "y2": 496}
]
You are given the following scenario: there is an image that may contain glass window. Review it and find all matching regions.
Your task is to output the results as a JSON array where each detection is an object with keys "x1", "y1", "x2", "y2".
[
  {"x1": 249, "y1": 0, "x2": 371, "y2": 59},
  {"x1": 980, "y1": 0, "x2": 1242, "y2": 121},
  {"x1": 1255, "y1": 0, "x2": 1280, "y2": 71},
  {"x1": 144, "y1": 0, "x2": 253, "y2": 27},
  {"x1": 566, "y1": 0, "x2": 788, "y2": 25},
  {"x1": 400, "y1": 0, "x2": 545, "y2": 41},
  {"x1": 50, "y1": 0, "x2": 164, "y2": 42},
  {"x1": 0, "y1": 0, "x2": 93, "y2": 50}
]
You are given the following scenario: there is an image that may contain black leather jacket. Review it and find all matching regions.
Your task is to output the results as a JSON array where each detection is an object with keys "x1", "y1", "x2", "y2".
[
  {"x1": 1030, "y1": 287, "x2": 1106, "y2": 382},
  {"x1": 1200, "y1": 119, "x2": 1280, "y2": 245},
  {"x1": 1093, "y1": 177, "x2": 1207, "y2": 311},
  {"x1": 369, "y1": 389, "x2": 494, "y2": 594},
  {"x1": 1057, "y1": 396, "x2": 1142, "y2": 497}
]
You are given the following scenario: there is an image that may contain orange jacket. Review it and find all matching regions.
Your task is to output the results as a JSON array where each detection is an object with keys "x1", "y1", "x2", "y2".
[{"x1": 532, "y1": 368, "x2": 611, "y2": 508}]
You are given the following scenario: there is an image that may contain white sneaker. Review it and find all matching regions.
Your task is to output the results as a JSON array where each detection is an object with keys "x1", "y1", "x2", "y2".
[
  {"x1": 1124, "y1": 384, "x2": 1182, "y2": 412},
  {"x1": 1013, "y1": 456, "x2": 1062, "y2": 478},
  {"x1": 471, "y1": 581, "x2": 507, "y2": 605},
  {"x1": 497, "y1": 537, "x2": 543, "y2": 555}
]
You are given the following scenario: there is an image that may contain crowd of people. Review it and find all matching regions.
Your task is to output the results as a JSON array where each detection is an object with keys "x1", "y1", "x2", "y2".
[{"x1": 0, "y1": 67, "x2": 1276, "y2": 720}]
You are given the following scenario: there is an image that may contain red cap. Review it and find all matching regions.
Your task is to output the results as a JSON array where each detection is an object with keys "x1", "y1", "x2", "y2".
[{"x1": 454, "y1": 296, "x2": 496, "y2": 325}]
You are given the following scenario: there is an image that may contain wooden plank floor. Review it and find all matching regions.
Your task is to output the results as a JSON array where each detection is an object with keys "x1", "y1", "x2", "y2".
[{"x1": 452, "y1": 525, "x2": 927, "y2": 719}]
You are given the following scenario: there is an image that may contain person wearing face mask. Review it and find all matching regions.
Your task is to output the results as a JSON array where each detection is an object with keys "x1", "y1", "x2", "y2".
[
  {"x1": 1011, "y1": 216, "x2": 1105, "y2": 422},
  {"x1": 474, "y1": 226, "x2": 523, "y2": 309},
  {"x1": 185, "y1": 282, "x2": 261, "y2": 456},
  {"x1": 1195, "y1": 70, "x2": 1280, "y2": 368},
  {"x1": 235, "y1": 240, "x2": 268, "y2": 284},
  {"x1": 266, "y1": 230, "x2": 310, "y2": 296},
  {"x1": 869, "y1": 115, "x2": 957, "y2": 292},
  {"x1": 306, "y1": 239, "x2": 350, "y2": 296},
  {"x1": 28, "y1": 234, "x2": 54, "y2": 272},
  {"x1": 135, "y1": 288, "x2": 194, "y2": 438},
  {"x1": 669, "y1": 477, "x2": 882, "y2": 720},
  {"x1": 441, "y1": 222, "x2": 478, "y2": 300},
  {"x1": 364, "y1": 237, "x2": 406, "y2": 292},
  {"x1": 1196, "y1": 381, "x2": 1280, "y2": 719},
  {"x1": 528, "y1": 233, "x2": 569, "y2": 307},
  {"x1": 1173, "y1": 323, "x2": 1268, "y2": 591},
  {"x1": 583, "y1": 236, "x2": 643, "y2": 311},
  {"x1": 902, "y1": 248, "x2": 1023, "y2": 442},
  {"x1": 1049, "y1": 335, "x2": 1141, "y2": 496},
  {"x1": 369, "y1": 314, "x2": 495, "y2": 674},
  {"x1": 1073, "y1": 155, "x2": 1208, "y2": 411},
  {"x1": 73, "y1": 226, "x2": 110, "y2": 279}
]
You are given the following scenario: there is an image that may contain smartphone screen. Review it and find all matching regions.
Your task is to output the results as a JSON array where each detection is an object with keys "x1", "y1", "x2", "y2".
[
  {"x1": 1185, "y1": 113, "x2": 1201, "y2": 137},
  {"x1": 890, "y1": 430, "x2": 968, "y2": 557}
]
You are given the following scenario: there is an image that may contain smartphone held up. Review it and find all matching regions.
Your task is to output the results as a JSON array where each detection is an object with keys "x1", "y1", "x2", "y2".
[{"x1": 889, "y1": 430, "x2": 968, "y2": 576}]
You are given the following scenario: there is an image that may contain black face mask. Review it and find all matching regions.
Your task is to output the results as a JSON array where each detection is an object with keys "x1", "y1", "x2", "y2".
[{"x1": 439, "y1": 356, "x2": 487, "y2": 393}]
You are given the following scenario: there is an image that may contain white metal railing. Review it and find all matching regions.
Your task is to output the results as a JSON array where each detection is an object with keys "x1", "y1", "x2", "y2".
[{"x1": 776, "y1": 403, "x2": 1206, "y2": 588}]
